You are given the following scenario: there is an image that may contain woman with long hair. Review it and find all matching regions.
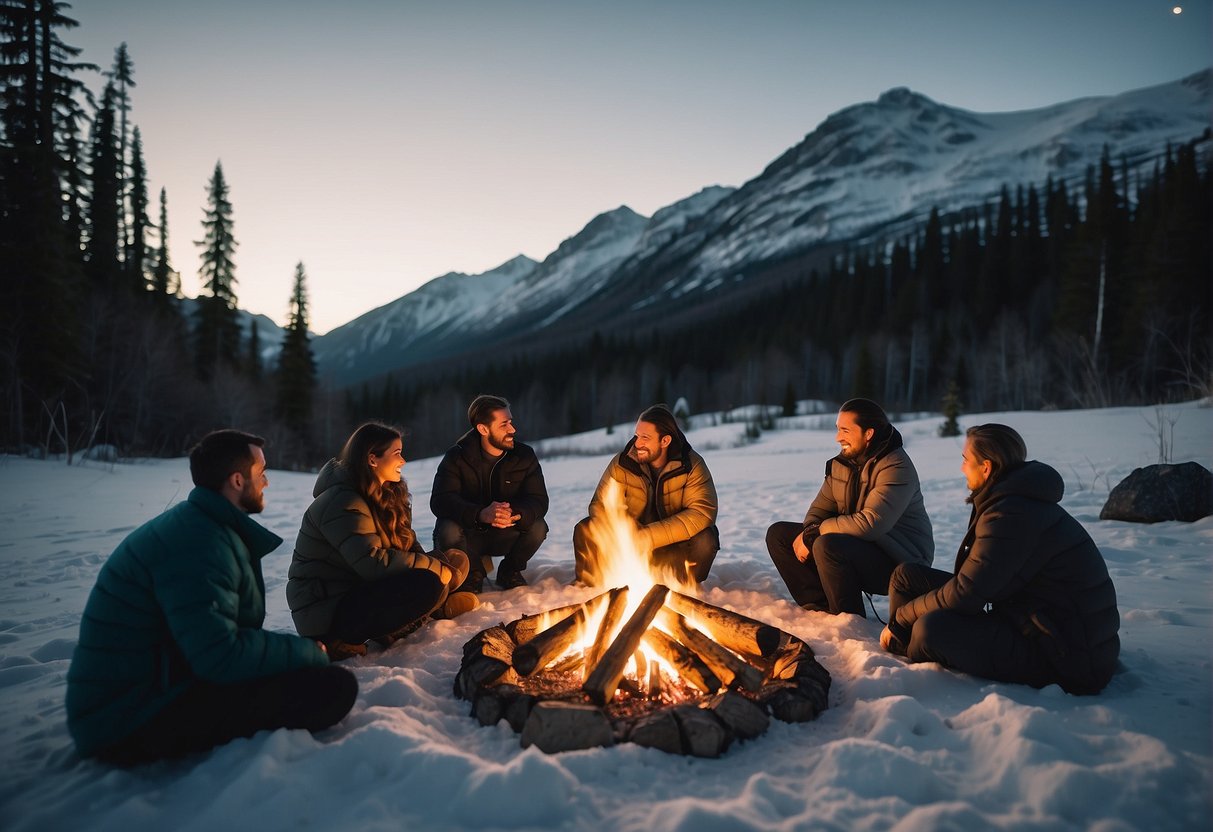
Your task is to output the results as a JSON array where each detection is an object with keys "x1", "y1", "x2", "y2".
[
  {"x1": 287, "y1": 422, "x2": 478, "y2": 658},
  {"x1": 880, "y1": 424, "x2": 1120, "y2": 694}
]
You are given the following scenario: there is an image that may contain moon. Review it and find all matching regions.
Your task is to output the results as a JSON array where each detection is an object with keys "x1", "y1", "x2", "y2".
[{"x1": 1172, "y1": 5, "x2": 1182, "y2": 13}]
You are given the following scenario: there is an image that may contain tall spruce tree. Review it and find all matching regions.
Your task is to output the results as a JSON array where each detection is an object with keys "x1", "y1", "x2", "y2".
[
  {"x1": 150, "y1": 186, "x2": 177, "y2": 298},
  {"x1": 86, "y1": 80, "x2": 121, "y2": 291},
  {"x1": 105, "y1": 42, "x2": 133, "y2": 266},
  {"x1": 276, "y1": 262, "x2": 316, "y2": 436},
  {"x1": 127, "y1": 125, "x2": 150, "y2": 291},
  {"x1": 193, "y1": 161, "x2": 241, "y2": 378}
]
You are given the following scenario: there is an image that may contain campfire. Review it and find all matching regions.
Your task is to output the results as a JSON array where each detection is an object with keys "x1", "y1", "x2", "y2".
[{"x1": 455, "y1": 482, "x2": 832, "y2": 757}]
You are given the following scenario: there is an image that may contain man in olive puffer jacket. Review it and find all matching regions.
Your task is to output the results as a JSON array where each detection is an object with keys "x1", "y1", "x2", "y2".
[
  {"x1": 66, "y1": 430, "x2": 356, "y2": 765},
  {"x1": 573, "y1": 404, "x2": 720, "y2": 586}
]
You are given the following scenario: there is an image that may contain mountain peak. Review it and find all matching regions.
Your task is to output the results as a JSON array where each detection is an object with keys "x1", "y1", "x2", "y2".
[{"x1": 876, "y1": 86, "x2": 933, "y2": 108}]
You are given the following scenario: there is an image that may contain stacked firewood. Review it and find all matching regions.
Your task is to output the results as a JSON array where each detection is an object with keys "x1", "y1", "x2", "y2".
[{"x1": 454, "y1": 585, "x2": 832, "y2": 757}]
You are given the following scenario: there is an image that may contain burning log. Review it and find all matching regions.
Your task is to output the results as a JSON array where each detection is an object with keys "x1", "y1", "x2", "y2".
[
  {"x1": 641, "y1": 628, "x2": 720, "y2": 694},
  {"x1": 583, "y1": 587, "x2": 629, "y2": 680},
  {"x1": 656, "y1": 608, "x2": 765, "y2": 693},
  {"x1": 506, "y1": 589, "x2": 613, "y2": 645},
  {"x1": 513, "y1": 606, "x2": 587, "y2": 676},
  {"x1": 666, "y1": 590, "x2": 784, "y2": 660},
  {"x1": 583, "y1": 584, "x2": 669, "y2": 706}
]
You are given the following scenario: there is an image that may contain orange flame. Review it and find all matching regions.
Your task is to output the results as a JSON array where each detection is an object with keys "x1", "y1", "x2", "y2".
[{"x1": 572, "y1": 480, "x2": 700, "y2": 680}]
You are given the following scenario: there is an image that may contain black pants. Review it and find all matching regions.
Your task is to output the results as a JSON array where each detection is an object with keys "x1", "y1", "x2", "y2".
[
  {"x1": 888, "y1": 562, "x2": 1056, "y2": 688},
  {"x1": 434, "y1": 517, "x2": 548, "y2": 577},
  {"x1": 572, "y1": 517, "x2": 720, "y2": 585},
  {"x1": 766, "y1": 522, "x2": 896, "y2": 615},
  {"x1": 329, "y1": 568, "x2": 451, "y2": 644},
  {"x1": 96, "y1": 664, "x2": 358, "y2": 766}
]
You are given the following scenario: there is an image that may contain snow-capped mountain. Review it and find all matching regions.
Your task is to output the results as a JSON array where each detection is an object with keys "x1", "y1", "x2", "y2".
[
  {"x1": 313, "y1": 254, "x2": 538, "y2": 383},
  {"x1": 314, "y1": 190, "x2": 732, "y2": 384},
  {"x1": 602, "y1": 70, "x2": 1211, "y2": 313},
  {"x1": 314, "y1": 71, "x2": 1210, "y2": 386}
]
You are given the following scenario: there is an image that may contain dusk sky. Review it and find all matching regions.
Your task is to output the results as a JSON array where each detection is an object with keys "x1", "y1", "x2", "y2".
[{"x1": 69, "y1": 1, "x2": 1210, "y2": 334}]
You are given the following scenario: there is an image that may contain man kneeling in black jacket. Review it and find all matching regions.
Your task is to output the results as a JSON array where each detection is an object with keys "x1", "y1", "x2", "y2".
[{"x1": 431, "y1": 395, "x2": 549, "y2": 592}]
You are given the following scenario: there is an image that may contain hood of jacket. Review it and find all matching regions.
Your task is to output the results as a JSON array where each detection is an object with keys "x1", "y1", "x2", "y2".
[
  {"x1": 972, "y1": 460, "x2": 1064, "y2": 510},
  {"x1": 312, "y1": 458, "x2": 354, "y2": 498}
]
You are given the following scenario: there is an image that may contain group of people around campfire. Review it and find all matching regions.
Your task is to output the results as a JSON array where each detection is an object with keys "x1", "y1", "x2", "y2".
[{"x1": 65, "y1": 394, "x2": 1120, "y2": 766}]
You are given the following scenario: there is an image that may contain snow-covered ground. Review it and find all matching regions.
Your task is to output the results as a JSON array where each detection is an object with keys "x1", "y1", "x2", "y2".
[{"x1": 1, "y1": 403, "x2": 1210, "y2": 831}]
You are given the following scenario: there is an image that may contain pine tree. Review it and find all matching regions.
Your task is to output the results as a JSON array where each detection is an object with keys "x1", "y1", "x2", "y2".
[
  {"x1": 105, "y1": 42, "x2": 134, "y2": 265},
  {"x1": 127, "y1": 125, "x2": 150, "y2": 291},
  {"x1": 938, "y1": 380, "x2": 962, "y2": 437},
  {"x1": 60, "y1": 113, "x2": 86, "y2": 262},
  {"x1": 276, "y1": 262, "x2": 317, "y2": 436},
  {"x1": 193, "y1": 161, "x2": 241, "y2": 378},
  {"x1": 150, "y1": 186, "x2": 178, "y2": 298},
  {"x1": 86, "y1": 80, "x2": 121, "y2": 291}
]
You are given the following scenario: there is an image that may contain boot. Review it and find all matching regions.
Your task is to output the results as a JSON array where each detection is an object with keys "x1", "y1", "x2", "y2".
[
  {"x1": 496, "y1": 569, "x2": 528, "y2": 590},
  {"x1": 437, "y1": 591, "x2": 480, "y2": 619}
]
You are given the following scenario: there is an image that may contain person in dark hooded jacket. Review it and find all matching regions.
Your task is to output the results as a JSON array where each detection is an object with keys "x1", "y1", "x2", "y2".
[
  {"x1": 880, "y1": 423, "x2": 1120, "y2": 695},
  {"x1": 767, "y1": 399, "x2": 934, "y2": 615},
  {"x1": 431, "y1": 395, "x2": 549, "y2": 592},
  {"x1": 288, "y1": 422, "x2": 478, "y2": 659}
]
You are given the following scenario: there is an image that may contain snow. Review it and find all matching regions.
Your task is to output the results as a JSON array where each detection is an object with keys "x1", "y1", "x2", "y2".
[{"x1": 1, "y1": 402, "x2": 1211, "y2": 831}]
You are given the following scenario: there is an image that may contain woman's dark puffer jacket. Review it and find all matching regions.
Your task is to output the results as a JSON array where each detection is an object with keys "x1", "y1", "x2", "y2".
[{"x1": 894, "y1": 461, "x2": 1120, "y2": 694}]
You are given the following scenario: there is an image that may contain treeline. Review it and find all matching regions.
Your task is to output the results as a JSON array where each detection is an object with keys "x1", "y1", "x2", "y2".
[
  {"x1": 1, "y1": 3, "x2": 327, "y2": 467},
  {"x1": 353, "y1": 139, "x2": 1211, "y2": 458}
]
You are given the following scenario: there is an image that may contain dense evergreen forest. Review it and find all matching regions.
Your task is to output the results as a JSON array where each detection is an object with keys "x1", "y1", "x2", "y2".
[
  {"x1": 1, "y1": 2, "x2": 325, "y2": 467},
  {"x1": 3, "y1": 3, "x2": 1209, "y2": 465}
]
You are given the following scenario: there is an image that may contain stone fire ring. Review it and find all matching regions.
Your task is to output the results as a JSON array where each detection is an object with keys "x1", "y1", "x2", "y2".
[{"x1": 454, "y1": 597, "x2": 832, "y2": 758}]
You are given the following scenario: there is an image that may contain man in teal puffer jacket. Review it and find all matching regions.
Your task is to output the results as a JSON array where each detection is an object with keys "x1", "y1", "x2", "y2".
[{"x1": 66, "y1": 430, "x2": 357, "y2": 765}]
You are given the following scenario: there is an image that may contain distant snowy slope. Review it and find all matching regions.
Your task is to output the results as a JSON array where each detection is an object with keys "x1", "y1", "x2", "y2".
[{"x1": 313, "y1": 254, "x2": 537, "y2": 382}]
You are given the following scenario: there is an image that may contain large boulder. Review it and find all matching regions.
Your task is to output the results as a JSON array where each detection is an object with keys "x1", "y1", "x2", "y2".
[{"x1": 1100, "y1": 462, "x2": 1213, "y2": 523}]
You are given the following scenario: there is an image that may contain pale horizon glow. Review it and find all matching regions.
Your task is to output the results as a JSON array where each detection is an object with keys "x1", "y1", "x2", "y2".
[{"x1": 69, "y1": 1, "x2": 1211, "y2": 334}]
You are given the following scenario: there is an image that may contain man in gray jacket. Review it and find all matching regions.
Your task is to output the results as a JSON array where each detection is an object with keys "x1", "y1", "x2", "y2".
[{"x1": 766, "y1": 398, "x2": 933, "y2": 615}]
